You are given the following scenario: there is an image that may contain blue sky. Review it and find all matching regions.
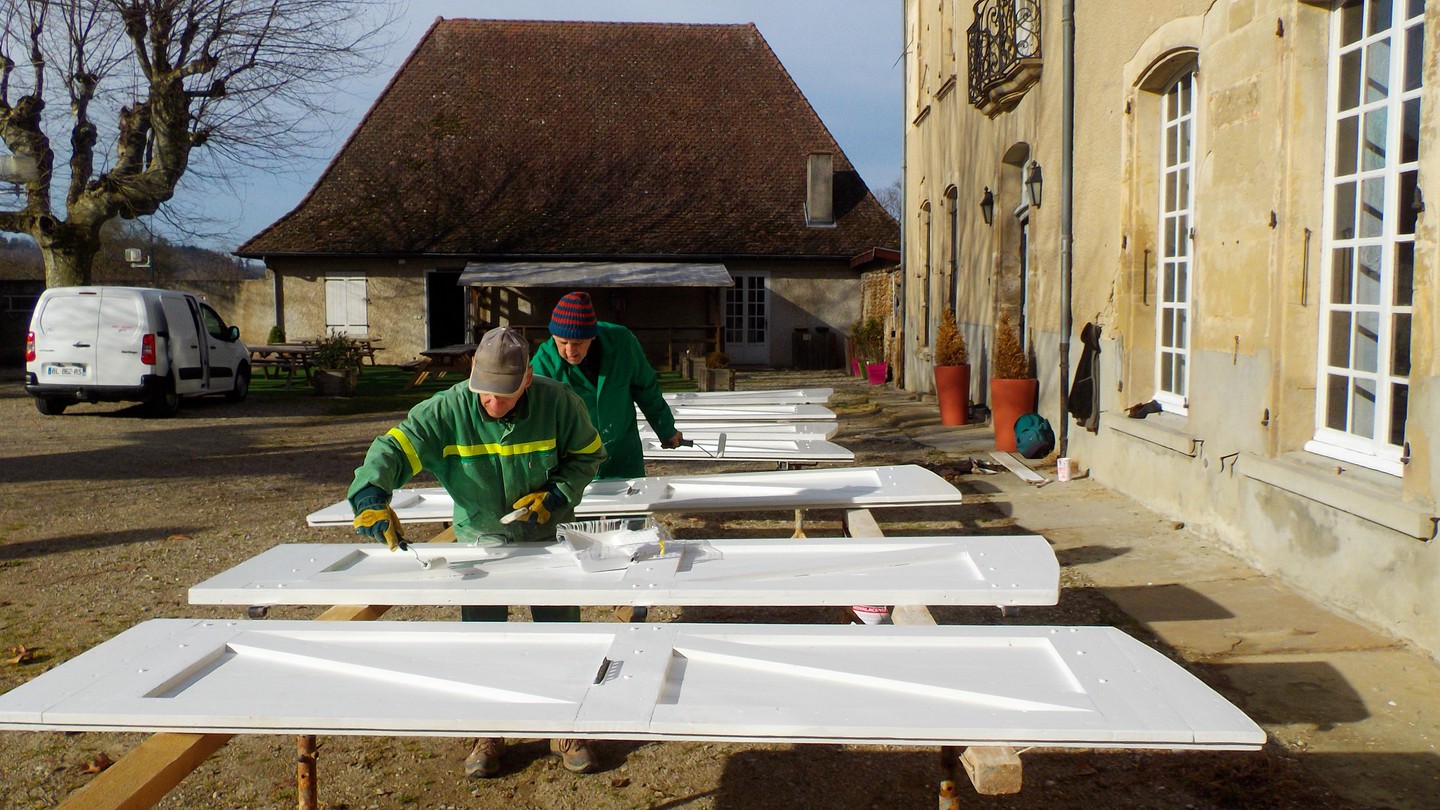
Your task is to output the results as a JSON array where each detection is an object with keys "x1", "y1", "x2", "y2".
[{"x1": 212, "y1": 0, "x2": 903, "y2": 251}]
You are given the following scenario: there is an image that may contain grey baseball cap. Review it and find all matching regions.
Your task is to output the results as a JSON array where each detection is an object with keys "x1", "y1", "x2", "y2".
[{"x1": 468, "y1": 327, "x2": 530, "y2": 396}]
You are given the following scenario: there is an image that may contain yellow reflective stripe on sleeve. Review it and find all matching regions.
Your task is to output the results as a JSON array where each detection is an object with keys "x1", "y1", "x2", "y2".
[
  {"x1": 577, "y1": 434, "x2": 603, "y2": 455},
  {"x1": 387, "y1": 428, "x2": 423, "y2": 476},
  {"x1": 444, "y1": 438, "x2": 557, "y2": 458}
]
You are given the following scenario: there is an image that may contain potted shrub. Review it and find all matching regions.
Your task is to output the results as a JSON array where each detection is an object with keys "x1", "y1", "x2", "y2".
[
  {"x1": 701, "y1": 350, "x2": 734, "y2": 391},
  {"x1": 933, "y1": 308, "x2": 970, "y2": 426},
  {"x1": 310, "y1": 332, "x2": 362, "y2": 396},
  {"x1": 852, "y1": 317, "x2": 887, "y2": 385},
  {"x1": 990, "y1": 312, "x2": 1037, "y2": 451}
]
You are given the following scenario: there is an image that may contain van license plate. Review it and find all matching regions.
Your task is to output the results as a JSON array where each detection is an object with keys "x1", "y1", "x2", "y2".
[{"x1": 44, "y1": 363, "x2": 87, "y2": 377}]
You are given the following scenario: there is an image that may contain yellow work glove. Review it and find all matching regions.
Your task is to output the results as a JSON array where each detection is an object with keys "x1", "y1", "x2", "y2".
[
  {"x1": 511, "y1": 484, "x2": 567, "y2": 525},
  {"x1": 351, "y1": 485, "x2": 405, "y2": 550}
]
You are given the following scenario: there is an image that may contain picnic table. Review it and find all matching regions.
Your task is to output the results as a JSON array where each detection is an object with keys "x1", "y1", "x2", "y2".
[
  {"x1": 248, "y1": 343, "x2": 318, "y2": 387},
  {"x1": 407, "y1": 342, "x2": 477, "y2": 386}
]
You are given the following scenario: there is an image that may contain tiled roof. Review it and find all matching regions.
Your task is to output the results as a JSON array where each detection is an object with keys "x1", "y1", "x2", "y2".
[{"x1": 239, "y1": 19, "x2": 898, "y2": 258}]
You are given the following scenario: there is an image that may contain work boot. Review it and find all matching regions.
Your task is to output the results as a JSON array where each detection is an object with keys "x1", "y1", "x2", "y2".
[
  {"x1": 464, "y1": 737, "x2": 504, "y2": 778},
  {"x1": 549, "y1": 738, "x2": 597, "y2": 774}
]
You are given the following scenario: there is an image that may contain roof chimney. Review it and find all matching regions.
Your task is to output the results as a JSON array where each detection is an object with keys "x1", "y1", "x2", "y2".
[{"x1": 806, "y1": 153, "x2": 835, "y2": 227}]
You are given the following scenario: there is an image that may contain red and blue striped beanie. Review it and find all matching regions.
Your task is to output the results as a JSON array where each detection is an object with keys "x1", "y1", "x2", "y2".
[{"x1": 550, "y1": 292, "x2": 598, "y2": 339}]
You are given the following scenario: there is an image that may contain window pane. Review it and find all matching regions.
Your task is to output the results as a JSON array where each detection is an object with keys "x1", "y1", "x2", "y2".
[
  {"x1": 1356, "y1": 311, "x2": 1380, "y2": 372},
  {"x1": 1390, "y1": 383, "x2": 1408, "y2": 446},
  {"x1": 1327, "y1": 374, "x2": 1349, "y2": 430},
  {"x1": 1177, "y1": 168, "x2": 1190, "y2": 208},
  {"x1": 1359, "y1": 177, "x2": 1385, "y2": 237},
  {"x1": 1357, "y1": 245, "x2": 1382, "y2": 304},
  {"x1": 1175, "y1": 308, "x2": 1187, "y2": 349},
  {"x1": 1161, "y1": 352, "x2": 1174, "y2": 391},
  {"x1": 1401, "y1": 98, "x2": 1420, "y2": 163},
  {"x1": 1395, "y1": 242, "x2": 1414, "y2": 305},
  {"x1": 1176, "y1": 263, "x2": 1189, "y2": 304},
  {"x1": 1329, "y1": 311, "x2": 1353, "y2": 366},
  {"x1": 1366, "y1": 38, "x2": 1393, "y2": 103},
  {"x1": 1165, "y1": 172, "x2": 1177, "y2": 211},
  {"x1": 1335, "y1": 115, "x2": 1360, "y2": 175},
  {"x1": 1341, "y1": 0, "x2": 1365, "y2": 45},
  {"x1": 1340, "y1": 50, "x2": 1363, "y2": 110},
  {"x1": 1404, "y1": 23, "x2": 1424, "y2": 91},
  {"x1": 1334, "y1": 181, "x2": 1357, "y2": 238},
  {"x1": 1174, "y1": 352, "x2": 1187, "y2": 397},
  {"x1": 1352, "y1": 377, "x2": 1377, "y2": 439},
  {"x1": 1361, "y1": 108, "x2": 1387, "y2": 170},
  {"x1": 1331, "y1": 247, "x2": 1355, "y2": 304},
  {"x1": 1162, "y1": 307, "x2": 1175, "y2": 346},
  {"x1": 1392, "y1": 313, "x2": 1412, "y2": 376},
  {"x1": 1408, "y1": 0, "x2": 1424, "y2": 19},
  {"x1": 1178, "y1": 120, "x2": 1191, "y2": 163},
  {"x1": 1368, "y1": 0, "x2": 1394, "y2": 37},
  {"x1": 1398, "y1": 170, "x2": 1420, "y2": 234},
  {"x1": 1165, "y1": 220, "x2": 1177, "y2": 255}
]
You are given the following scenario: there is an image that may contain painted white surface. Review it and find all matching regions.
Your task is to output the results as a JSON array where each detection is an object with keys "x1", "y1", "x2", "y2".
[
  {"x1": 669, "y1": 403, "x2": 835, "y2": 422},
  {"x1": 0, "y1": 620, "x2": 1263, "y2": 749},
  {"x1": 641, "y1": 421, "x2": 839, "y2": 440},
  {"x1": 661, "y1": 388, "x2": 833, "y2": 405},
  {"x1": 307, "y1": 465, "x2": 962, "y2": 526},
  {"x1": 188, "y1": 536, "x2": 1058, "y2": 607},
  {"x1": 642, "y1": 437, "x2": 853, "y2": 463}
]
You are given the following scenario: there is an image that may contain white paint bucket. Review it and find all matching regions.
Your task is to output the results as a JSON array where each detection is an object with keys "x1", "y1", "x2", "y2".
[{"x1": 1057, "y1": 457, "x2": 1073, "y2": 482}]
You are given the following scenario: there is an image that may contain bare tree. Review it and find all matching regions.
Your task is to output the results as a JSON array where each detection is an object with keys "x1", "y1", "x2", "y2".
[
  {"x1": 0, "y1": 0, "x2": 395, "y2": 287},
  {"x1": 875, "y1": 177, "x2": 901, "y2": 221}
]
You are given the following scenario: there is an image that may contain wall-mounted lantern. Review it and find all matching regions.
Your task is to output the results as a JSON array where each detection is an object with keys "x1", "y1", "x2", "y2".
[
  {"x1": 1025, "y1": 162, "x2": 1043, "y2": 208},
  {"x1": 980, "y1": 187, "x2": 995, "y2": 225}
]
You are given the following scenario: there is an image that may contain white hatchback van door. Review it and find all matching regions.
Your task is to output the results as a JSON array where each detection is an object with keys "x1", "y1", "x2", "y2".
[
  {"x1": 157, "y1": 293, "x2": 207, "y2": 394},
  {"x1": 33, "y1": 290, "x2": 101, "y2": 381},
  {"x1": 93, "y1": 290, "x2": 149, "y2": 387}
]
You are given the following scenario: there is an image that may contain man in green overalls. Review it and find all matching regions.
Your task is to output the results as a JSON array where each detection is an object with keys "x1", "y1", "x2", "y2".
[
  {"x1": 347, "y1": 326, "x2": 607, "y2": 778},
  {"x1": 531, "y1": 291, "x2": 682, "y2": 479}
]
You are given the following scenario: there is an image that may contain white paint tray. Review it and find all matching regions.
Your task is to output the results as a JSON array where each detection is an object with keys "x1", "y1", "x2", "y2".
[{"x1": 556, "y1": 517, "x2": 676, "y2": 572}]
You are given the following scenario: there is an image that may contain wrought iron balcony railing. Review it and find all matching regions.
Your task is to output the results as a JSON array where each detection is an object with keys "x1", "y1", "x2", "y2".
[{"x1": 967, "y1": 0, "x2": 1042, "y2": 115}]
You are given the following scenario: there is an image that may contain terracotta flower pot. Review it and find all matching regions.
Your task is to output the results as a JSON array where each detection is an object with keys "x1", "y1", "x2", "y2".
[
  {"x1": 990, "y1": 377, "x2": 1038, "y2": 451},
  {"x1": 934, "y1": 364, "x2": 971, "y2": 426}
]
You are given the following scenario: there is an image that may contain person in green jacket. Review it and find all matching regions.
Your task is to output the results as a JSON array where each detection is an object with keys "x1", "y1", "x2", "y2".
[
  {"x1": 347, "y1": 326, "x2": 606, "y2": 778},
  {"x1": 531, "y1": 291, "x2": 682, "y2": 479}
]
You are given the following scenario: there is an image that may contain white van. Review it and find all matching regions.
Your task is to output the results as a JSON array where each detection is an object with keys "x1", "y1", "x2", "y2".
[{"x1": 24, "y1": 286, "x2": 251, "y2": 417}]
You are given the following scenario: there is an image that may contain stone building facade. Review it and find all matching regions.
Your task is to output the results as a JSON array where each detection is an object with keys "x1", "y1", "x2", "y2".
[{"x1": 904, "y1": 0, "x2": 1440, "y2": 657}]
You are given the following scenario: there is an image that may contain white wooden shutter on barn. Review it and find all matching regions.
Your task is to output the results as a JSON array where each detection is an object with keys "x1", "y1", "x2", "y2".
[
  {"x1": 0, "y1": 620, "x2": 1264, "y2": 750},
  {"x1": 187, "y1": 536, "x2": 1059, "y2": 608},
  {"x1": 306, "y1": 465, "x2": 963, "y2": 527}
]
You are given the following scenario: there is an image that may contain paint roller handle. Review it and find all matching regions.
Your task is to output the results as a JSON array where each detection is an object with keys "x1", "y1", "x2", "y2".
[{"x1": 661, "y1": 430, "x2": 685, "y2": 449}]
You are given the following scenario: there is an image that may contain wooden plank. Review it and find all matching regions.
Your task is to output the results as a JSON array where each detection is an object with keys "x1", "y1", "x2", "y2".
[
  {"x1": 55, "y1": 732, "x2": 230, "y2": 810},
  {"x1": 961, "y1": 745, "x2": 1023, "y2": 795},
  {"x1": 988, "y1": 451, "x2": 1048, "y2": 485}
]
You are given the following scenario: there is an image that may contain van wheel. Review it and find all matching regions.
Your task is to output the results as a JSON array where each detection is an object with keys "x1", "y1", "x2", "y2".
[
  {"x1": 145, "y1": 378, "x2": 181, "y2": 418},
  {"x1": 35, "y1": 397, "x2": 71, "y2": 416},
  {"x1": 227, "y1": 364, "x2": 251, "y2": 402}
]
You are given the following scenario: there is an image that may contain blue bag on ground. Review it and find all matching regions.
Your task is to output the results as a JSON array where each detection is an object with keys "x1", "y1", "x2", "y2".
[{"x1": 1014, "y1": 413, "x2": 1055, "y2": 459}]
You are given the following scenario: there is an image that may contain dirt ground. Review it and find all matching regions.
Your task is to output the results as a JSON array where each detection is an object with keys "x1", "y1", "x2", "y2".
[{"x1": 0, "y1": 367, "x2": 1387, "y2": 809}]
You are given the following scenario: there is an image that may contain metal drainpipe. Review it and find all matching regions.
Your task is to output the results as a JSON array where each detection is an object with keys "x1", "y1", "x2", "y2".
[
  {"x1": 899, "y1": 0, "x2": 909, "y2": 389},
  {"x1": 1058, "y1": 0, "x2": 1076, "y2": 455}
]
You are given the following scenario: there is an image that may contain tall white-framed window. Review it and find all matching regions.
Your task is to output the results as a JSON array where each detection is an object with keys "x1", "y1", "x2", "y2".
[
  {"x1": 1156, "y1": 70, "x2": 1196, "y2": 413},
  {"x1": 1310, "y1": 0, "x2": 1423, "y2": 476},
  {"x1": 325, "y1": 274, "x2": 368, "y2": 336}
]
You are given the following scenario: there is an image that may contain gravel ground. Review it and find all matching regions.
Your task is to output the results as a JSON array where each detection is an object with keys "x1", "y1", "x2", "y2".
[{"x1": 0, "y1": 368, "x2": 1358, "y2": 809}]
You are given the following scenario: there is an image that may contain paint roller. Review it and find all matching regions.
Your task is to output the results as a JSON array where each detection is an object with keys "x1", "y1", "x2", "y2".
[{"x1": 678, "y1": 433, "x2": 726, "y2": 458}]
